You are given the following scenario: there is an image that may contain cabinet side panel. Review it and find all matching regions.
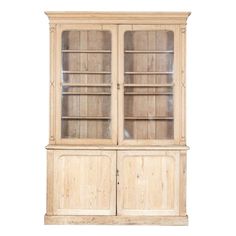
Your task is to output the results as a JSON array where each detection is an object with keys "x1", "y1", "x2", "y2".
[
  {"x1": 179, "y1": 151, "x2": 187, "y2": 215},
  {"x1": 46, "y1": 150, "x2": 55, "y2": 215}
]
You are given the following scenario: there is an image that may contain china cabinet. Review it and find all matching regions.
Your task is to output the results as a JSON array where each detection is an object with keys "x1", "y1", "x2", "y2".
[{"x1": 45, "y1": 12, "x2": 190, "y2": 225}]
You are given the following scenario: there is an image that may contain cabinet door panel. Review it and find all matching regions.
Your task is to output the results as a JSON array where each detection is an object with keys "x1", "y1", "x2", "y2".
[
  {"x1": 117, "y1": 151, "x2": 179, "y2": 216},
  {"x1": 51, "y1": 150, "x2": 116, "y2": 215},
  {"x1": 56, "y1": 24, "x2": 117, "y2": 145},
  {"x1": 118, "y1": 25, "x2": 180, "y2": 145}
]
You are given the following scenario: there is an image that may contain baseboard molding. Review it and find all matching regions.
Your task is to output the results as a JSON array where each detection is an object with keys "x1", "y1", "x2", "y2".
[{"x1": 44, "y1": 215, "x2": 188, "y2": 225}]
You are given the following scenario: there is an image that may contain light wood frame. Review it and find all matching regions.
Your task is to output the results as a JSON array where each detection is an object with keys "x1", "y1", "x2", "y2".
[
  {"x1": 118, "y1": 24, "x2": 182, "y2": 145},
  {"x1": 54, "y1": 24, "x2": 118, "y2": 145},
  {"x1": 45, "y1": 12, "x2": 190, "y2": 225}
]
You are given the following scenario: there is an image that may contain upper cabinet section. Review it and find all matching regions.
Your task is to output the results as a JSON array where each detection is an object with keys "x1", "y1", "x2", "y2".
[{"x1": 46, "y1": 12, "x2": 190, "y2": 145}]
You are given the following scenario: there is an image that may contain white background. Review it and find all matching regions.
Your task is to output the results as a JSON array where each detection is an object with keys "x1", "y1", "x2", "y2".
[{"x1": 0, "y1": 0, "x2": 236, "y2": 235}]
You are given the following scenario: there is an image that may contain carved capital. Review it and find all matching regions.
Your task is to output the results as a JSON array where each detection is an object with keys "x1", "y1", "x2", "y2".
[
  {"x1": 181, "y1": 27, "x2": 186, "y2": 34},
  {"x1": 50, "y1": 23, "x2": 56, "y2": 33}
]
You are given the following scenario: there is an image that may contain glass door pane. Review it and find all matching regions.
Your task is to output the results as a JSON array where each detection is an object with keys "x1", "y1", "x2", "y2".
[
  {"x1": 61, "y1": 30, "x2": 112, "y2": 139},
  {"x1": 123, "y1": 30, "x2": 174, "y2": 140}
]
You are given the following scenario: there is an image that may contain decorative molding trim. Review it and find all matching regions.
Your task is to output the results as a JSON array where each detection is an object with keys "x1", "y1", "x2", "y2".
[
  {"x1": 45, "y1": 215, "x2": 188, "y2": 225},
  {"x1": 179, "y1": 25, "x2": 187, "y2": 144},
  {"x1": 181, "y1": 27, "x2": 186, "y2": 34},
  {"x1": 45, "y1": 145, "x2": 190, "y2": 151},
  {"x1": 49, "y1": 23, "x2": 57, "y2": 143},
  {"x1": 45, "y1": 12, "x2": 191, "y2": 24},
  {"x1": 49, "y1": 23, "x2": 56, "y2": 33}
]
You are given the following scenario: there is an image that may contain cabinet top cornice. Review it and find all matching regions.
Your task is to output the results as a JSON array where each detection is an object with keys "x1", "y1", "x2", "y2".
[{"x1": 45, "y1": 11, "x2": 191, "y2": 24}]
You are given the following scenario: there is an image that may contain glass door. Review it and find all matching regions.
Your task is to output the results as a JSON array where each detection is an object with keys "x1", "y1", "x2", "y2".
[
  {"x1": 58, "y1": 25, "x2": 117, "y2": 144},
  {"x1": 118, "y1": 25, "x2": 179, "y2": 145}
]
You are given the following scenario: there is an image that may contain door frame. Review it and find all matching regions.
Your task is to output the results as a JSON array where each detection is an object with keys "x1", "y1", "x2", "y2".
[
  {"x1": 55, "y1": 24, "x2": 118, "y2": 145},
  {"x1": 117, "y1": 24, "x2": 181, "y2": 145}
]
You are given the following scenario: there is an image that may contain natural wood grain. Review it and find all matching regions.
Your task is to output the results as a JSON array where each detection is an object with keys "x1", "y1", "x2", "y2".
[
  {"x1": 180, "y1": 25, "x2": 187, "y2": 145},
  {"x1": 49, "y1": 23, "x2": 56, "y2": 144},
  {"x1": 62, "y1": 92, "x2": 111, "y2": 95},
  {"x1": 62, "y1": 71, "x2": 111, "y2": 74},
  {"x1": 61, "y1": 116, "x2": 110, "y2": 120},
  {"x1": 125, "y1": 71, "x2": 173, "y2": 75},
  {"x1": 60, "y1": 28, "x2": 115, "y2": 142},
  {"x1": 62, "y1": 49, "x2": 111, "y2": 53},
  {"x1": 46, "y1": 12, "x2": 190, "y2": 225},
  {"x1": 45, "y1": 215, "x2": 188, "y2": 225},
  {"x1": 124, "y1": 116, "x2": 173, "y2": 120},
  {"x1": 45, "y1": 11, "x2": 191, "y2": 25},
  {"x1": 124, "y1": 92, "x2": 173, "y2": 95},
  {"x1": 52, "y1": 150, "x2": 116, "y2": 215},
  {"x1": 123, "y1": 29, "x2": 175, "y2": 142},
  {"x1": 179, "y1": 151, "x2": 187, "y2": 215},
  {"x1": 124, "y1": 84, "x2": 173, "y2": 87},
  {"x1": 117, "y1": 151, "x2": 179, "y2": 216},
  {"x1": 46, "y1": 145, "x2": 190, "y2": 150},
  {"x1": 62, "y1": 83, "x2": 111, "y2": 87},
  {"x1": 125, "y1": 50, "x2": 174, "y2": 53},
  {"x1": 46, "y1": 150, "x2": 54, "y2": 215}
]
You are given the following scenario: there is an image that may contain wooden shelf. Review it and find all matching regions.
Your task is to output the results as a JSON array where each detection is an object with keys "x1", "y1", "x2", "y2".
[
  {"x1": 62, "y1": 49, "x2": 111, "y2": 53},
  {"x1": 62, "y1": 116, "x2": 110, "y2": 120},
  {"x1": 125, "y1": 116, "x2": 174, "y2": 120},
  {"x1": 63, "y1": 71, "x2": 111, "y2": 74},
  {"x1": 62, "y1": 92, "x2": 111, "y2": 95},
  {"x1": 125, "y1": 72, "x2": 173, "y2": 75},
  {"x1": 62, "y1": 83, "x2": 111, "y2": 87},
  {"x1": 124, "y1": 84, "x2": 173, "y2": 87},
  {"x1": 124, "y1": 92, "x2": 173, "y2": 95},
  {"x1": 125, "y1": 50, "x2": 174, "y2": 54}
]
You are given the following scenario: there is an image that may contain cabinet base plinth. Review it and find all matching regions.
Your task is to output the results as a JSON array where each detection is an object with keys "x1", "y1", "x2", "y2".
[{"x1": 44, "y1": 215, "x2": 188, "y2": 225}]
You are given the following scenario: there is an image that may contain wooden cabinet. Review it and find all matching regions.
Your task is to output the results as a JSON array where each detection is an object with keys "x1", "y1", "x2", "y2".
[{"x1": 45, "y1": 12, "x2": 190, "y2": 225}]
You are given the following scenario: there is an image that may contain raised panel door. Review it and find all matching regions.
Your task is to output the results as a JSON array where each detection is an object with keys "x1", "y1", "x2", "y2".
[
  {"x1": 117, "y1": 150, "x2": 180, "y2": 216},
  {"x1": 50, "y1": 150, "x2": 116, "y2": 215}
]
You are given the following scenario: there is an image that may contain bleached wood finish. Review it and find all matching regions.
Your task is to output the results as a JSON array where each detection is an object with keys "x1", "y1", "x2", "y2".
[
  {"x1": 117, "y1": 151, "x2": 179, "y2": 216},
  {"x1": 45, "y1": 215, "x2": 188, "y2": 225},
  {"x1": 45, "y1": 12, "x2": 190, "y2": 225},
  {"x1": 179, "y1": 151, "x2": 187, "y2": 215},
  {"x1": 55, "y1": 24, "x2": 118, "y2": 145},
  {"x1": 46, "y1": 150, "x2": 116, "y2": 215},
  {"x1": 46, "y1": 145, "x2": 189, "y2": 150},
  {"x1": 45, "y1": 12, "x2": 190, "y2": 25},
  {"x1": 118, "y1": 24, "x2": 181, "y2": 145}
]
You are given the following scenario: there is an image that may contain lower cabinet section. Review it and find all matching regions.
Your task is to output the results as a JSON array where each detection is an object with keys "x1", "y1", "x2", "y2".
[{"x1": 46, "y1": 148, "x2": 187, "y2": 225}]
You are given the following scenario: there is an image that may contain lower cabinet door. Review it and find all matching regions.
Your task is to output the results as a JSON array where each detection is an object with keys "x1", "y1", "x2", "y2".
[
  {"x1": 47, "y1": 150, "x2": 116, "y2": 215},
  {"x1": 117, "y1": 151, "x2": 180, "y2": 216}
]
